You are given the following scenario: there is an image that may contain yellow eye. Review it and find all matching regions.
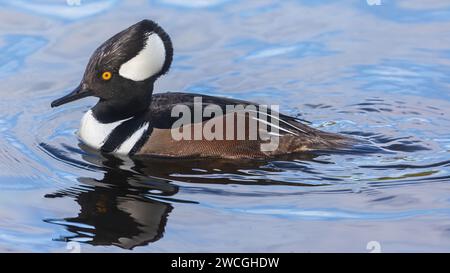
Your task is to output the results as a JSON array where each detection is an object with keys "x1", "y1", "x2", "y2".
[{"x1": 101, "y1": 71, "x2": 112, "y2": 81}]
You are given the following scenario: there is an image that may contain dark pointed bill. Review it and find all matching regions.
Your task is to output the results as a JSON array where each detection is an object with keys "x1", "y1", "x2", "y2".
[{"x1": 51, "y1": 84, "x2": 94, "y2": 108}]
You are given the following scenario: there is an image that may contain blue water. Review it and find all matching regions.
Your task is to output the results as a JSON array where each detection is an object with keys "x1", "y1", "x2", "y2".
[{"x1": 1, "y1": 0, "x2": 450, "y2": 252}]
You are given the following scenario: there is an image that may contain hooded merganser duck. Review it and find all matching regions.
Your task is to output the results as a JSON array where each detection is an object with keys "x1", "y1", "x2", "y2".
[{"x1": 51, "y1": 20, "x2": 354, "y2": 159}]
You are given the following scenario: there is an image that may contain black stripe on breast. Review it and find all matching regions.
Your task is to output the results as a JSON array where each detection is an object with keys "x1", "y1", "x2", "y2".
[{"x1": 101, "y1": 114, "x2": 150, "y2": 154}]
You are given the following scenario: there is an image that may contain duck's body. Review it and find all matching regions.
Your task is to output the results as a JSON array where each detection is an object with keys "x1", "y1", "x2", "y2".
[
  {"x1": 52, "y1": 20, "x2": 354, "y2": 159},
  {"x1": 77, "y1": 91, "x2": 353, "y2": 159}
]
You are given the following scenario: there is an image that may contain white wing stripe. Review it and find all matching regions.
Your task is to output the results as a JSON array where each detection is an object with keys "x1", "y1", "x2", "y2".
[{"x1": 246, "y1": 109, "x2": 305, "y2": 135}]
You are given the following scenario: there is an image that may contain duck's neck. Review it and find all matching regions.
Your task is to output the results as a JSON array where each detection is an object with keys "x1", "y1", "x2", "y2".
[{"x1": 92, "y1": 96, "x2": 151, "y2": 124}]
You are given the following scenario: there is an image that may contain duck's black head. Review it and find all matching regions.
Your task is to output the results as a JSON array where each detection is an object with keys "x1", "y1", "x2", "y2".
[{"x1": 51, "y1": 19, "x2": 173, "y2": 122}]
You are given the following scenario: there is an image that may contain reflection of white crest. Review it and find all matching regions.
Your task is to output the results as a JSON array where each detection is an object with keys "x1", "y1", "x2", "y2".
[
  {"x1": 66, "y1": 241, "x2": 81, "y2": 253},
  {"x1": 366, "y1": 0, "x2": 381, "y2": 6},
  {"x1": 366, "y1": 241, "x2": 382, "y2": 253},
  {"x1": 66, "y1": 0, "x2": 81, "y2": 6}
]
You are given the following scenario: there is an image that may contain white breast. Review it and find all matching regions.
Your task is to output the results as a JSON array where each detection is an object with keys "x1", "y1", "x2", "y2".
[
  {"x1": 78, "y1": 110, "x2": 148, "y2": 155},
  {"x1": 79, "y1": 110, "x2": 127, "y2": 150}
]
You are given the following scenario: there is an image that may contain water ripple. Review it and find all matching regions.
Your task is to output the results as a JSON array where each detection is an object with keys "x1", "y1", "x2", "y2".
[
  {"x1": 230, "y1": 207, "x2": 450, "y2": 221},
  {"x1": 0, "y1": 35, "x2": 47, "y2": 77},
  {"x1": 0, "y1": 0, "x2": 118, "y2": 21}
]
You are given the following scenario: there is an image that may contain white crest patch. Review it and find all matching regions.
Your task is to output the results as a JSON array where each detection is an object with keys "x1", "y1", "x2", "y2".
[{"x1": 118, "y1": 33, "x2": 166, "y2": 81}]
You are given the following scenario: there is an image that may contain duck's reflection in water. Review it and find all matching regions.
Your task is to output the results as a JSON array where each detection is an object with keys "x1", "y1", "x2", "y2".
[
  {"x1": 44, "y1": 149, "x2": 179, "y2": 250},
  {"x1": 42, "y1": 143, "x2": 325, "y2": 249}
]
